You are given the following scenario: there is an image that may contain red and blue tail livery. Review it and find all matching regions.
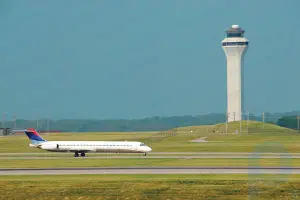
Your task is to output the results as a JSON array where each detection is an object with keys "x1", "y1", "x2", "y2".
[{"x1": 24, "y1": 128, "x2": 47, "y2": 144}]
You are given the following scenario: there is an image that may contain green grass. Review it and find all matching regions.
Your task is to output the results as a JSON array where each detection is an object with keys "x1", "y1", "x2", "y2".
[
  {"x1": 1, "y1": 121, "x2": 300, "y2": 153},
  {"x1": 0, "y1": 158, "x2": 297, "y2": 168},
  {"x1": 0, "y1": 122, "x2": 298, "y2": 199},
  {"x1": 1, "y1": 174, "x2": 300, "y2": 200},
  {"x1": 214, "y1": 120, "x2": 293, "y2": 134}
]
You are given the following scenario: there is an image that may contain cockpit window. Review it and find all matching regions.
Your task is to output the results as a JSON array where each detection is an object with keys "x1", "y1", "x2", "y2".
[{"x1": 140, "y1": 143, "x2": 145, "y2": 146}]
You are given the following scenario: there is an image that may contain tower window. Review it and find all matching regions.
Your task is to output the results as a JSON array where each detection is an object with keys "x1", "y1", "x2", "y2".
[{"x1": 222, "y1": 42, "x2": 248, "y2": 46}]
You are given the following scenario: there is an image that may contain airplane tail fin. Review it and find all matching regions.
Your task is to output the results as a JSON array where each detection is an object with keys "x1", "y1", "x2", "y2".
[{"x1": 24, "y1": 128, "x2": 47, "y2": 144}]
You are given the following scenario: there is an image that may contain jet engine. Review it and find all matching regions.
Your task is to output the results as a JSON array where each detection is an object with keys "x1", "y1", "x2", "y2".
[{"x1": 40, "y1": 143, "x2": 58, "y2": 150}]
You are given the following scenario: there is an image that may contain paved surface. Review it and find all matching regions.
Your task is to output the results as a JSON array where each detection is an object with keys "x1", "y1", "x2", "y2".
[
  {"x1": 0, "y1": 167, "x2": 299, "y2": 175},
  {"x1": 1, "y1": 152, "x2": 299, "y2": 155},
  {"x1": 190, "y1": 137, "x2": 208, "y2": 142},
  {"x1": 0, "y1": 155, "x2": 299, "y2": 159},
  {"x1": 0, "y1": 152, "x2": 299, "y2": 159}
]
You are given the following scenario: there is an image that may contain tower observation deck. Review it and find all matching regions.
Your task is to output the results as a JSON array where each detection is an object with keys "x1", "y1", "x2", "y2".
[{"x1": 221, "y1": 25, "x2": 249, "y2": 122}]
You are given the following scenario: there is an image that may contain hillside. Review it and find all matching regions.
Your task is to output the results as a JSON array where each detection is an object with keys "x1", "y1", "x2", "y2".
[
  {"x1": 213, "y1": 120, "x2": 296, "y2": 134},
  {"x1": 1, "y1": 121, "x2": 299, "y2": 153},
  {"x1": 3, "y1": 111, "x2": 300, "y2": 132}
]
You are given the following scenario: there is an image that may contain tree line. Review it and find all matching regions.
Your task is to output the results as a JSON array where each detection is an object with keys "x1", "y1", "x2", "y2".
[{"x1": 2, "y1": 111, "x2": 300, "y2": 132}]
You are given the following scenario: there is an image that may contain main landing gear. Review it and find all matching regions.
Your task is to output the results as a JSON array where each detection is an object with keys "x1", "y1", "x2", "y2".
[
  {"x1": 74, "y1": 152, "x2": 86, "y2": 157},
  {"x1": 144, "y1": 153, "x2": 147, "y2": 156}
]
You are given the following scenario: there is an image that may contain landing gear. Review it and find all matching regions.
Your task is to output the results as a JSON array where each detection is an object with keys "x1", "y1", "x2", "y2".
[
  {"x1": 74, "y1": 152, "x2": 86, "y2": 157},
  {"x1": 144, "y1": 153, "x2": 147, "y2": 156}
]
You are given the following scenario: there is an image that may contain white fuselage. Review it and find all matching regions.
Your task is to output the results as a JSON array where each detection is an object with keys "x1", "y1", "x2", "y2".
[
  {"x1": 31, "y1": 141, "x2": 152, "y2": 153},
  {"x1": 222, "y1": 37, "x2": 249, "y2": 122}
]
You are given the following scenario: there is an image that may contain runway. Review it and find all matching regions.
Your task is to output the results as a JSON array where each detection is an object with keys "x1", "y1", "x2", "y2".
[
  {"x1": 0, "y1": 152, "x2": 299, "y2": 159},
  {"x1": 0, "y1": 167, "x2": 299, "y2": 175},
  {"x1": 0, "y1": 155, "x2": 299, "y2": 159},
  {"x1": 1, "y1": 152, "x2": 300, "y2": 155}
]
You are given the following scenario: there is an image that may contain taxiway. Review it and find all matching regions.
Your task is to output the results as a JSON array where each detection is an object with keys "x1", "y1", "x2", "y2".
[{"x1": 0, "y1": 167, "x2": 299, "y2": 175}]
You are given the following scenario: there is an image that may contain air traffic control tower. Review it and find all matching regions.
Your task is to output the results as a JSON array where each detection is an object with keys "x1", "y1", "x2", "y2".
[{"x1": 221, "y1": 25, "x2": 249, "y2": 122}]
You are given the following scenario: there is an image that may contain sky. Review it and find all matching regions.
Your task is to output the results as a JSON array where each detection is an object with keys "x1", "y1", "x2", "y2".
[{"x1": 0, "y1": 0, "x2": 299, "y2": 120}]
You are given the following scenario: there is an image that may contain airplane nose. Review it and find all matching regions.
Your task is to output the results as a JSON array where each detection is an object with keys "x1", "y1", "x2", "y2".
[{"x1": 146, "y1": 146, "x2": 152, "y2": 152}]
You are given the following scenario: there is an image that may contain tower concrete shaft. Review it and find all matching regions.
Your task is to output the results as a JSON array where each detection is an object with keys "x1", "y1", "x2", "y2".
[{"x1": 221, "y1": 25, "x2": 249, "y2": 122}]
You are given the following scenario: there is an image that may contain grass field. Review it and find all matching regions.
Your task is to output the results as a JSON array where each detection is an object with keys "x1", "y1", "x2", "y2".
[
  {"x1": 1, "y1": 122, "x2": 299, "y2": 199},
  {"x1": 1, "y1": 121, "x2": 299, "y2": 154},
  {"x1": 0, "y1": 158, "x2": 297, "y2": 168},
  {"x1": 1, "y1": 174, "x2": 299, "y2": 200}
]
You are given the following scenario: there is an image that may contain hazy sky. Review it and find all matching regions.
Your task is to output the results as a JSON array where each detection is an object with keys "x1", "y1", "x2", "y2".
[{"x1": 0, "y1": 0, "x2": 299, "y2": 120}]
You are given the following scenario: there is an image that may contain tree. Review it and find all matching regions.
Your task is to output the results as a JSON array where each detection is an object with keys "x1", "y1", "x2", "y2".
[{"x1": 277, "y1": 116, "x2": 298, "y2": 129}]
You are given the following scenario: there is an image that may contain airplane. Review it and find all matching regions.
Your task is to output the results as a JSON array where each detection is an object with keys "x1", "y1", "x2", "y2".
[{"x1": 23, "y1": 128, "x2": 152, "y2": 157}]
